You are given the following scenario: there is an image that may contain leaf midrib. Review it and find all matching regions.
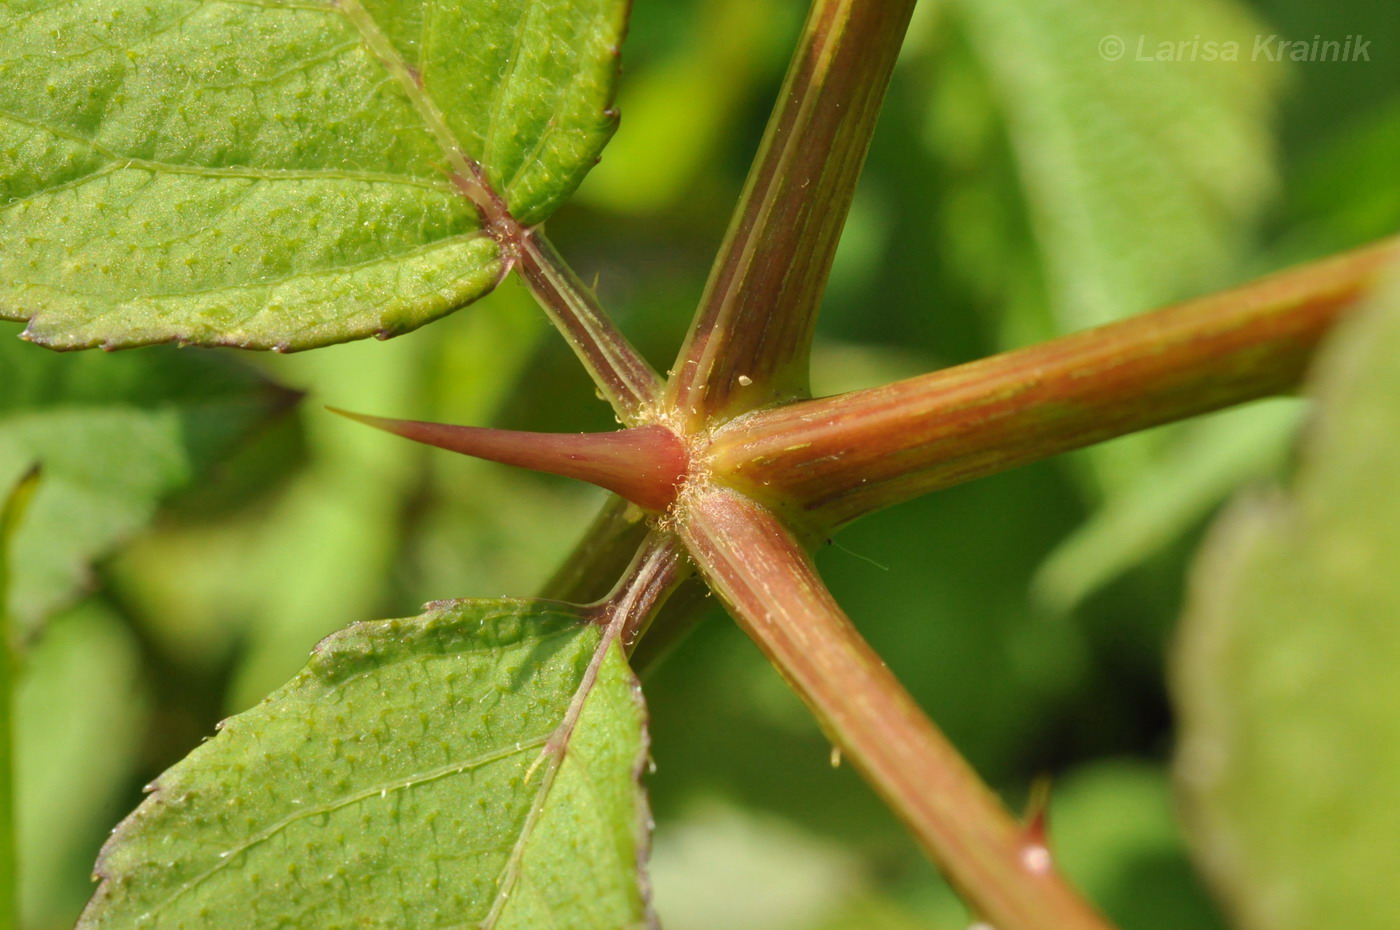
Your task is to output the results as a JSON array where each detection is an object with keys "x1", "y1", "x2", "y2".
[
  {"x1": 334, "y1": 0, "x2": 496, "y2": 218},
  {"x1": 8, "y1": 0, "x2": 521, "y2": 222}
]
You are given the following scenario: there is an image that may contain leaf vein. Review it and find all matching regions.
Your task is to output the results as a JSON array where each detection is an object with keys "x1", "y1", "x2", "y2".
[
  {"x1": 54, "y1": 231, "x2": 489, "y2": 304},
  {"x1": 333, "y1": 0, "x2": 490, "y2": 215},
  {"x1": 480, "y1": 0, "x2": 539, "y2": 176},
  {"x1": 138, "y1": 734, "x2": 551, "y2": 923}
]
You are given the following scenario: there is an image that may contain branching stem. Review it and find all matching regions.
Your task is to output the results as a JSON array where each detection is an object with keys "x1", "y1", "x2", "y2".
[
  {"x1": 675, "y1": 487, "x2": 1114, "y2": 930},
  {"x1": 666, "y1": 0, "x2": 918, "y2": 429},
  {"x1": 709, "y1": 237, "x2": 1400, "y2": 526},
  {"x1": 589, "y1": 532, "x2": 692, "y2": 651},
  {"x1": 451, "y1": 164, "x2": 663, "y2": 426}
]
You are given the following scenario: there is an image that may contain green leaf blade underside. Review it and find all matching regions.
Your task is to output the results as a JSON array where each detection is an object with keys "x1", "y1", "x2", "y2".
[
  {"x1": 79, "y1": 599, "x2": 651, "y2": 929},
  {"x1": 1173, "y1": 269, "x2": 1400, "y2": 930},
  {"x1": 0, "y1": 0, "x2": 625, "y2": 349}
]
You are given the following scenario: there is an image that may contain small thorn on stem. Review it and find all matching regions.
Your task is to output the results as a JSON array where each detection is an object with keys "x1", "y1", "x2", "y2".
[
  {"x1": 327, "y1": 408, "x2": 689, "y2": 512},
  {"x1": 1019, "y1": 774, "x2": 1054, "y2": 876}
]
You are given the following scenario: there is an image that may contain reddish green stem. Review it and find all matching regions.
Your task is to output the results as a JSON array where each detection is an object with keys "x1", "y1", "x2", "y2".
[
  {"x1": 536, "y1": 496, "x2": 713, "y2": 672},
  {"x1": 708, "y1": 237, "x2": 1400, "y2": 527},
  {"x1": 675, "y1": 486, "x2": 1114, "y2": 930},
  {"x1": 666, "y1": 0, "x2": 918, "y2": 429},
  {"x1": 515, "y1": 230, "x2": 665, "y2": 426},
  {"x1": 587, "y1": 531, "x2": 692, "y2": 653}
]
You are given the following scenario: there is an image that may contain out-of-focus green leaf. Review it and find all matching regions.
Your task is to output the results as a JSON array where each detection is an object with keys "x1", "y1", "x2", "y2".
[
  {"x1": 578, "y1": 0, "x2": 784, "y2": 216},
  {"x1": 17, "y1": 601, "x2": 148, "y2": 930},
  {"x1": 1277, "y1": 98, "x2": 1400, "y2": 257},
  {"x1": 950, "y1": 0, "x2": 1279, "y2": 336},
  {"x1": 0, "y1": 0, "x2": 626, "y2": 350},
  {"x1": 809, "y1": 893, "x2": 966, "y2": 930},
  {"x1": 649, "y1": 803, "x2": 863, "y2": 930},
  {"x1": 104, "y1": 284, "x2": 554, "y2": 712},
  {"x1": 222, "y1": 284, "x2": 550, "y2": 709},
  {"x1": 1174, "y1": 269, "x2": 1400, "y2": 930},
  {"x1": 221, "y1": 337, "x2": 418, "y2": 710},
  {"x1": 1049, "y1": 760, "x2": 1226, "y2": 930},
  {"x1": 0, "y1": 332, "x2": 293, "y2": 637},
  {"x1": 2, "y1": 466, "x2": 42, "y2": 930},
  {"x1": 946, "y1": 0, "x2": 1283, "y2": 497},
  {"x1": 80, "y1": 599, "x2": 651, "y2": 929},
  {"x1": 408, "y1": 282, "x2": 596, "y2": 607},
  {"x1": 1034, "y1": 399, "x2": 1303, "y2": 611}
]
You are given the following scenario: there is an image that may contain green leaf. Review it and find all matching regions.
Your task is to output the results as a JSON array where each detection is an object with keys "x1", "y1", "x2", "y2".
[
  {"x1": 1, "y1": 466, "x2": 42, "y2": 930},
  {"x1": 0, "y1": 0, "x2": 626, "y2": 350},
  {"x1": 1173, "y1": 268, "x2": 1400, "y2": 930},
  {"x1": 16, "y1": 601, "x2": 148, "y2": 930},
  {"x1": 1279, "y1": 98, "x2": 1400, "y2": 256},
  {"x1": 1048, "y1": 761, "x2": 1226, "y2": 930},
  {"x1": 951, "y1": 0, "x2": 1279, "y2": 336},
  {"x1": 80, "y1": 599, "x2": 652, "y2": 928},
  {"x1": 947, "y1": 0, "x2": 1283, "y2": 497},
  {"x1": 575, "y1": 0, "x2": 786, "y2": 216},
  {"x1": 1033, "y1": 399, "x2": 1303, "y2": 611},
  {"x1": 0, "y1": 331, "x2": 294, "y2": 636}
]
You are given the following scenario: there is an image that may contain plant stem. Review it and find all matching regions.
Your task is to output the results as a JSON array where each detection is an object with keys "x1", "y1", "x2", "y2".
[
  {"x1": 589, "y1": 532, "x2": 692, "y2": 652},
  {"x1": 666, "y1": 0, "x2": 917, "y2": 429},
  {"x1": 539, "y1": 496, "x2": 652, "y2": 604},
  {"x1": 676, "y1": 486, "x2": 1114, "y2": 930},
  {"x1": 536, "y1": 495, "x2": 711, "y2": 671},
  {"x1": 516, "y1": 230, "x2": 663, "y2": 426},
  {"x1": 709, "y1": 236, "x2": 1400, "y2": 526}
]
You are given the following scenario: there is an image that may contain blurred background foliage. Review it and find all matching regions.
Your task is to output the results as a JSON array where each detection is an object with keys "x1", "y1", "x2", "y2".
[{"x1": 3, "y1": 0, "x2": 1398, "y2": 926}]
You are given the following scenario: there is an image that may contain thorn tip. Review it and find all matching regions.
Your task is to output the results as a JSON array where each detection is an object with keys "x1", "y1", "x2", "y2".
[{"x1": 329, "y1": 408, "x2": 688, "y2": 511}]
